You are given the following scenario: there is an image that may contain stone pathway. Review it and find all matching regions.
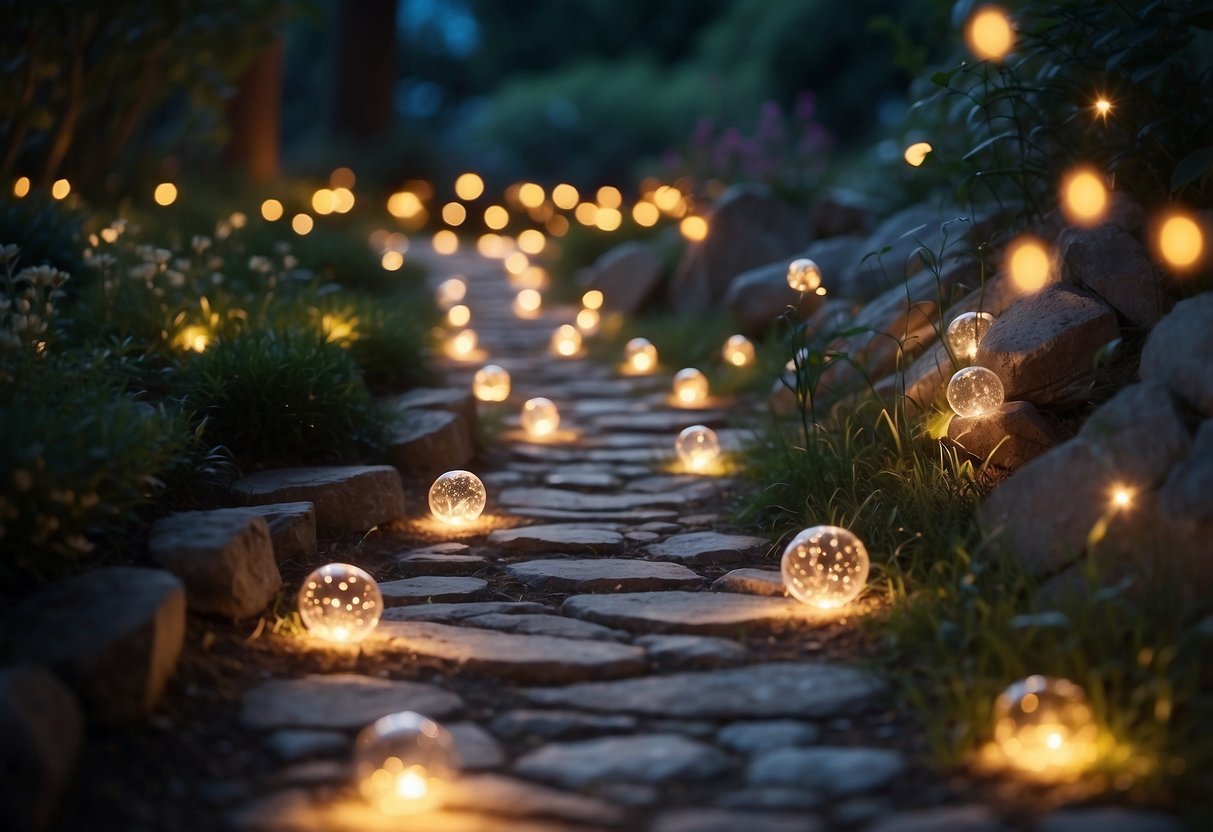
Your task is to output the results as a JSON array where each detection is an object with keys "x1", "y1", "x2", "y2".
[{"x1": 229, "y1": 247, "x2": 1183, "y2": 832}]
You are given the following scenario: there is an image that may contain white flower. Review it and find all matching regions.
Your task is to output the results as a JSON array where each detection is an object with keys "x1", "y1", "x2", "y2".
[
  {"x1": 248, "y1": 255, "x2": 273, "y2": 274},
  {"x1": 283, "y1": 255, "x2": 298, "y2": 270},
  {"x1": 167, "y1": 270, "x2": 186, "y2": 288},
  {"x1": 191, "y1": 235, "x2": 212, "y2": 254}
]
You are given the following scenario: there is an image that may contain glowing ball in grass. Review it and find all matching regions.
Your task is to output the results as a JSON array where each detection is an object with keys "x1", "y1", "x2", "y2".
[
  {"x1": 722, "y1": 334, "x2": 755, "y2": 367},
  {"x1": 521, "y1": 397, "x2": 560, "y2": 438},
  {"x1": 298, "y1": 563, "x2": 382, "y2": 644},
  {"x1": 447, "y1": 328, "x2": 477, "y2": 359},
  {"x1": 993, "y1": 676, "x2": 1098, "y2": 778},
  {"x1": 355, "y1": 711, "x2": 459, "y2": 815},
  {"x1": 947, "y1": 366, "x2": 1004, "y2": 418},
  {"x1": 675, "y1": 424, "x2": 721, "y2": 472},
  {"x1": 780, "y1": 525, "x2": 869, "y2": 609},
  {"x1": 428, "y1": 470, "x2": 487, "y2": 526},
  {"x1": 673, "y1": 368, "x2": 709, "y2": 406},
  {"x1": 551, "y1": 324, "x2": 582, "y2": 357},
  {"x1": 945, "y1": 311, "x2": 995, "y2": 362},
  {"x1": 473, "y1": 364, "x2": 510, "y2": 402},
  {"x1": 786, "y1": 258, "x2": 822, "y2": 293},
  {"x1": 624, "y1": 337, "x2": 658, "y2": 373},
  {"x1": 434, "y1": 277, "x2": 467, "y2": 310}
]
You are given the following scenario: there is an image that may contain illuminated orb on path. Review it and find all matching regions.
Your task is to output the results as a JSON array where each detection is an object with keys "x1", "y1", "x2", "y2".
[
  {"x1": 945, "y1": 311, "x2": 995, "y2": 362},
  {"x1": 723, "y1": 334, "x2": 755, "y2": 367},
  {"x1": 551, "y1": 324, "x2": 582, "y2": 357},
  {"x1": 435, "y1": 277, "x2": 467, "y2": 310},
  {"x1": 298, "y1": 563, "x2": 382, "y2": 644},
  {"x1": 473, "y1": 364, "x2": 510, "y2": 402},
  {"x1": 522, "y1": 397, "x2": 560, "y2": 438},
  {"x1": 428, "y1": 470, "x2": 487, "y2": 526},
  {"x1": 993, "y1": 675, "x2": 1098, "y2": 778},
  {"x1": 786, "y1": 258, "x2": 822, "y2": 293},
  {"x1": 947, "y1": 366, "x2": 1004, "y2": 418},
  {"x1": 780, "y1": 525, "x2": 869, "y2": 609},
  {"x1": 624, "y1": 337, "x2": 658, "y2": 373},
  {"x1": 675, "y1": 424, "x2": 720, "y2": 472},
  {"x1": 447, "y1": 328, "x2": 477, "y2": 359},
  {"x1": 355, "y1": 711, "x2": 459, "y2": 815},
  {"x1": 673, "y1": 368, "x2": 709, "y2": 405}
]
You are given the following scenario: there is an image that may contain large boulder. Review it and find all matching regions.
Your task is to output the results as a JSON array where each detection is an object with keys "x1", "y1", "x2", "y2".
[
  {"x1": 1140, "y1": 293, "x2": 1213, "y2": 416},
  {"x1": 583, "y1": 241, "x2": 666, "y2": 314},
  {"x1": 384, "y1": 386, "x2": 478, "y2": 439},
  {"x1": 0, "y1": 667, "x2": 82, "y2": 832},
  {"x1": 386, "y1": 408, "x2": 475, "y2": 475},
  {"x1": 809, "y1": 189, "x2": 873, "y2": 239},
  {"x1": 1061, "y1": 223, "x2": 1175, "y2": 327},
  {"x1": 946, "y1": 400, "x2": 1060, "y2": 471},
  {"x1": 149, "y1": 508, "x2": 282, "y2": 619},
  {"x1": 5, "y1": 567, "x2": 186, "y2": 722},
  {"x1": 243, "y1": 502, "x2": 316, "y2": 562},
  {"x1": 231, "y1": 465, "x2": 405, "y2": 536},
  {"x1": 668, "y1": 186, "x2": 812, "y2": 315}
]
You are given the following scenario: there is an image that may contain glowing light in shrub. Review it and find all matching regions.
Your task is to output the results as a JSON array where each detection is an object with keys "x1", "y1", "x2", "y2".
[
  {"x1": 672, "y1": 368, "x2": 709, "y2": 406},
  {"x1": 428, "y1": 470, "x2": 487, "y2": 526},
  {"x1": 903, "y1": 142, "x2": 933, "y2": 167},
  {"x1": 454, "y1": 172, "x2": 484, "y2": 201},
  {"x1": 551, "y1": 324, "x2": 582, "y2": 357},
  {"x1": 432, "y1": 230, "x2": 458, "y2": 255},
  {"x1": 676, "y1": 425, "x2": 721, "y2": 472},
  {"x1": 780, "y1": 525, "x2": 869, "y2": 609},
  {"x1": 473, "y1": 364, "x2": 510, "y2": 402},
  {"x1": 521, "y1": 397, "x2": 560, "y2": 438},
  {"x1": 514, "y1": 289, "x2": 542, "y2": 319},
  {"x1": 965, "y1": 5, "x2": 1015, "y2": 62},
  {"x1": 355, "y1": 712, "x2": 457, "y2": 815},
  {"x1": 1060, "y1": 167, "x2": 1108, "y2": 227},
  {"x1": 291, "y1": 213, "x2": 314, "y2": 235},
  {"x1": 1094, "y1": 98, "x2": 1112, "y2": 118},
  {"x1": 298, "y1": 563, "x2": 382, "y2": 644},
  {"x1": 447, "y1": 304, "x2": 471, "y2": 328},
  {"x1": 154, "y1": 182, "x2": 178, "y2": 206},
  {"x1": 321, "y1": 313, "x2": 358, "y2": 344},
  {"x1": 787, "y1": 258, "x2": 822, "y2": 293},
  {"x1": 945, "y1": 311, "x2": 995, "y2": 362},
  {"x1": 51, "y1": 179, "x2": 70, "y2": 200},
  {"x1": 1006, "y1": 236, "x2": 1052, "y2": 293},
  {"x1": 1110, "y1": 485, "x2": 1134, "y2": 510},
  {"x1": 1155, "y1": 212, "x2": 1204, "y2": 270},
  {"x1": 680, "y1": 215, "x2": 708, "y2": 241},
  {"x1": 723, "y1": 334, "x2": 756, "y2": 367},
  {"x1": 992, "y1": 676, "x2": 1098, "y2": 779},
  {"x1": 947, "y1": 366, "x2": 1005, "y2": 418},
  {"x1": 624, "y1": 337, "x2": 658, "y2": 374},
  {"x1": 175, "y1": 326, "x2": 211, "y2": 353},
  {"x1": 261, "y1": 199, "x2": 284, "y2": 221}
]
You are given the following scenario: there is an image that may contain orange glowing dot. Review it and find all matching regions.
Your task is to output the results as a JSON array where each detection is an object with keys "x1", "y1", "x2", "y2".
[
  {"x1": 387, "y1": 191, "x2": 424, "y2": 219},
  {"x1": 332, "y1": 187, "x2": 355, "y2": 213},
  {"x1": 381, "y1": 251, "x2": 404, "y2": 271},
  {"x1": 51, "y1": 178, "x2": 71, "y2": 200},
  {"x1": 153, "y1": 182, "x2": 178, "y2": 206},
  {"x1": 514, "y1": 288, "x2": 542, "y2": 317},
  {"x1": 1094, "y1": 98, "x2": 1112, "y2": 117},
  {"x1": 552, "y1": 183, "x2": 579, "y2": 210},
  {"x1": 1006, "y1": 236, "x2": 1052, "y2": 293},
  {"x1": 484, "y1": 205, "x2": 509, "y2": 230},
  {"x1": 632, "y1": 201, "x2": 660, "y2": 227},
  {"x1": 574, "y1": 202, "x2": 598, "y2": 226},
  {"x1": 1110, "y1": 486, "x2": 1133, "y2": 509},
  {"x1": 261, "y1": 198, "x2": 284, "y2": 221},
  {"x1": 595, "y1": 207, "x2": 622, "y2": 232},
  {"x1": 13, "y1": 176, "x2": 30, "y2": 198},
  {"x1": 680, "y1": 215, "x2": 709, "y2": 242},
  {"x1": 312, "y1": 188, "x2": 335, "y2": 215},
  {"x1": 517, "y1": 228, "x2": 546, "y2": 255},
  {"x1": 442, "y1": 202, "x2": 467, "y2": 227},
  {"x1": 654, "y1": 185, "x2": 681, "y2": 213},
  {"x1": 291, "y1": 213, "x2": 314, "y2": 235},
  {"x1": 477, "y1": 234, "x2": 505, "y2": 258},
  {"x1": 504, "y1": 251, "x2": 530, "y2": 275},
  {"x1": 1156, "y1": 213, "x2": 1204, "y2": 270},
  {"x1": 432, "y1": 229, "x2": 459, "y2": 255},
  {"x1": 966, "y1": 5, "x2": 1015, "y2": 62},
  {"x1": 582, "y1": 289, "x2": 604, "y2": 310},
  {"x1": 1060, "y1": 167, "x2": 1109, "y2": 227},
  {"x1": 330, "y1": 166, "x2": 356, "y2": 188},
  {"x1": 546, "y1": 214, "x2": 570, "y2": 237},
  {"x1": 596, "y1": 186, "x2": 622, "y2": 209},
  {"x1": 454, "y1": 172, "x2": 484, "y2": 201},
  {"x1": 447, "y1": 304, "x2": 471, "y2": 327},
  {"x1": 903, "y1": 142, "x2": 933, "y2": 167},
  {"x1": 518, "y1": 183, "x2": 545, "y2": 208}
]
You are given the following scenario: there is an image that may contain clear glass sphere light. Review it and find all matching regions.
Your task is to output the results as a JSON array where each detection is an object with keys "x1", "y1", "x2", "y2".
[
  {"x1": 993, "y1": 675, "x2": 1098, "y2": 778},
  {"x1": 787, "y1": 258, "x2": 822, "y2": 293},
  {"x1": 947, "y1": 366, "x2": 1005, "y2": 418},
  {"x1": 521, "y1": 397, "x2": 560, "y2": 438},
  {"x1": 428, "y1": 470, "x2": 487, "y2": 525},
  {"x1": 513, "y1": 288, "x2": 542, "y2": 319},
  {"x1": 624, "y1": 337, "x2": 658, "y2": 373},
  {"x1": 473, "y1": 364, "x2": 510, "y2": 402},
  {"x1": 434, "y1": 277, "x2": 466, "y2": 310},
  {"x1": 354, "y1": 711, "x2": 459, "y2": 816},
  {"x1": 946, "y1": 311, "x2": 995, "y2": 362},
  {"x1": 447, "y1": 328, "x2": 477, "y2": 359},
  {"x1": 676, "y1": 424, "x2": 721, "y2": 472},
  {"x1": 551, "y1": 324, "x2": 582, "y2": 357},
  {"x1": 723, "y1": 334, "x2": 755, "y2": 367},
  {"x1": 673, "y1": 368, "x2": 709, "y2": 405},
  {"x1": 298, "y1": 563, "x2": 383, "y2": 643},
  {"x1": 780, "y1": 525, "x2": 870, "y2": 609}
]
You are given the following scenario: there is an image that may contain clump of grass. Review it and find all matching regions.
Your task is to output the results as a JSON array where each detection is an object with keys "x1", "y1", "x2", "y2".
[{"x1": 310, "y1": 293, "x2": 437, "y2": 394}]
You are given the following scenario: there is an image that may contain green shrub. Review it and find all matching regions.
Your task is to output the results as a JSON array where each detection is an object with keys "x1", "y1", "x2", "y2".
[
  {"x1": 183, "y1": 328, "x2": 383, "y2": 465},
  {"x1": 312, "y1": 295, "x2": 436, "y2": 394}
]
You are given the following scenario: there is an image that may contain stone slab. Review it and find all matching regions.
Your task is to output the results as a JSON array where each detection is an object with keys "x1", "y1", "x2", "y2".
[
  {"x1": 381, "y1": 601, "x2": 552, "y2": 623},
  {"x1": 513, "y1": 734, "x2": 731, "y2": 788},
  {"x1": 378, "y1": 575, "x2": 488, "y2": 606},
  {"x1": 712, "y1": 569, "x2": 786, "y2": 597},
  {"x1": 746, "y1": 746, "x2": 906, "y2": 795},
  {"x1": 243, "y1": 502, "x2": 317, "y2": 561},
  {"x1": 507, "y1": 559, "x2": 705, "y2": 593},
  {"x1": 563, "y1": 591, "x2": 822, "y2": 635},
  {"x1": 636, "y1": 634, "x2": 750, "y2": 669},
  {"x1": 645, "y1": 532, "x2": 768, "y2": 565},
  {"x1": 231, "y1": 466, "x2": 405, "y2": 536},
  {"x1": 488, "y1": 525, "x2": 626, "y2": 554},
  {"x1": 240, "y1": 674, "x2": 463, "y2": 730}
]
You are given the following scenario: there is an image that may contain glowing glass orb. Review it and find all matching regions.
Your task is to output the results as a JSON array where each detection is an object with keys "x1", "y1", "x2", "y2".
[
  {"x1": 904, "y1": 142, "x2": 933, "y2": 167},
  {"x1": 673, "y1": 368, "x2": 709, "y2": 405},
  {"x1": 521, "y1": 397, "x2": 560, "y2": 438},
  {"x1": 298, "y1": 563, "x2": 382, "y2": 644},
  {"x1": 947, "y1": 366, "x2": 1005, "y2": 418},
  {"x1": 1157, "y1": 213, "x2": 1204, "y2": 270},
  {"x1": 723, "y1": 334, "x2": 755, "y2": 367},
  {"x1": 787, "y1": 258, "x2": 822, "y2": 293},
  {"x1": 551, "y1": 324, "x2": 582, "y2": 357},
  {"x1": 1060, "y1": 167, "x2": 1108, "y2": 227},
  {"x1": 473, "y1": 364, "x2": 510, "y2": 402},
  {"x1": 354, "y1": 711, "x2": 458, "y2": 816},
  {"x1": 780, "y1": 525, "x2": 870, "y2": 609},
  {"x1": 447, "y1": 304, "x2": 471, "y2": 328},
  {"x1": 447, "y1": 329, "x2": 477, "y2": 359},
  {"x1": 434, "y1": 277, "x2": 467, "y2": 310},
  {"x1": 993, "y1": 676, "x2": 1098, "y2": 778},
  {"x1": 576, "y1": 308, "x2": 600, "y2": 334},
  {"x1": 428, "y1": 470, "x2": 487, "y2": 526},
  {"x1": 582, "y1": 289, "x2": 604, "y2": 310},
  {"x1": 1094, "y1": 98, "x2": 1112, "y2": 117},
  {"x1": 676, "y1": 424, "x2": 721, "y2": 472},
  {"x1": 514, "y1": 288, "x2": 542, "y2": 319},
  {"x1": 945, "y1": 311, "x2": 996, "y2": 362},
  {"x1": 153, "y1": 182, "x2": 178, "y2": 206},
  {"x1": 261, "y1": 198, "x2": 284, "y2": 221},
  {"x1": 624, "y1": 337, "x2": 658, "y2": 373},
  {"x1": 1006, "y1": 236, "x2": 1052, "y2": 293},
  {"x1": 965, "y1": 5, "x2": 1014, "y2": 62}
]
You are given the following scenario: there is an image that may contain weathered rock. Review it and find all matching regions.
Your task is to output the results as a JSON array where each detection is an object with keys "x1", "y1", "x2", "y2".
[
  {"x1": 265, "y1": 729, "x2": 347, "y2": 763},
  {"x1": 526, "y1": 663, "x2": 883, "y2": 719},
  {"x1": 378, "y1": 575, "x2": 488, "y2": 606},
  {"x1": 1076, "y1": 382, "x2": 1192, "y2": 485},
  {"x1": 0, "y1": 667, "x2": 82, "y2": 832},
  {"x1": 840, "y1": 203, "x2": 973, "y2": 300},
  {"x1": 376, "y1": 621, "x2": 646, "y2": 682},
  {"x1": 1140, "y1": 292, "x2": 1213, "y2": 415},
  {"x1": 669, "y1": 186, "x2": 813, "y2": 315},
  {"x1": 507, "y1": 559, "x2": 704, "y2": 592},
  {"x1": 1159, "y1": 420, "x2": 1213, "y2": 520},
  {"x1": 513, "y1": 734, "x2": 731, "y2": 788},
  {"x1": 716, "y1": 720, "x2": 821, "y2": 754},
  {"x1": 395, "y1": 550, "x2": 486, "y2": 576},
  {"x1": 6, "y1": 567, "x2": 185, "y2": 722},
  {"x1": 231, "y1": 466, "x2": 405, "y2": 535},
  {"x1": 564, "y1": 591, "x2": 827, "y2": 635},
  {"x1": 385, "y1": 386, "x2": 478, "y2": 437},
  {"x1": 645, "y1": 532, "x2": 768, "y2": 565},
  {"x1": 447, "y1": 774, "x2": 627, "y2": 825},
  {"x1": 810, "y1": 189, "x2": 872, "y2": 239},
  {"x1": 583, "y1": 241, "x2": 666, "y2": 314},
  {"x1": 544, "y1": 470, "x2": 622, "y2": 490},
  {"x1": 240, "y1": 674, "x2": 463, "y2": 730},
  {"x1": 149, "y1": 509, "x2": 281, "y2": 619},
  {"x1": 636, "y1": 634, "x2": 750, "y2": 669},
  {"x1": 448, "y1": 721, "x2": 505, "y2": 770},
  {"x1": 746, "y1": 746, "x2": 905, "y2": 795},
  {"x1": 1036, "y1": 807, "x2": 1184, "y2": 832},
  {"x1": 714, "y1": 788, "x2": 823, "y2": 811},
  {"x1": 490, "y1": 709, "x2": 639, "y2": 741},
  {"x1": 1061, "y1": 223, "x2": 1174, "y2": 326},
  {"x1": 865, "y1": 805, "x2": 1007, "y2": 832},
  {"x1": 244, "y1": 502, "x2": 316, "y2": 562},
  {"x1": 386, "y1": 408, "x2": 475, "y2": 475},
  {"x1": 875, "y1": 339, "x2": 954, "y2": 414},
  {"x1": 499, "y1": 487, "x2": 685, "y2": 512},
  {"x1": 974, "y1": 284, "x2": 1119, "y2": 406},
  {"x1": 946, "y1": 400, "x2": 1060, "y2": 470},
  {"x1": 652, "y1": 809, "x2": 821, "y2": 832},
  {"x1": 462, "y1": 613, "x2": 628, "y2": 643},
  {"x1": 488, "y1": 525, "x2": 625, "y2": 554},
  {"x1": 382, "y1": 601, "x2": 552, "y2": 623},
  {"x1": 712, "y1": 568, "x2": 785, "y2": 597}
]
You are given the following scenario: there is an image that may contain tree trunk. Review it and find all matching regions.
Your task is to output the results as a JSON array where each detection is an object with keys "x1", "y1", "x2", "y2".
[
  {"x1": 329, "y1": 0, "x2": 397, "y2": 142},
  {"x1": 224, "y1": 35, "x2": 284, "y2": 183}
]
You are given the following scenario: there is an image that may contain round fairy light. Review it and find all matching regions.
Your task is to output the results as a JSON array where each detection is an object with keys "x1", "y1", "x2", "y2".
[
  {"x1": 722, "y1": 334, "x2": 755, "y2": 367},
  {"x1": 473, "y1": 364, "x2": 510, "y2": 402},
  {"x1": 780, "y1": 525, "x2": 869, "y2": 609},
  {"x1": 993, "y1": 676, "x2": 1098, "y2": 778},
  {"x1": 675, "y1": 424, "x2": 720, "y2": 472},
  {"x1": 624, "y1": 337, "x2": 658, "y2": 373},
  {"x1": 298, "y1": 563, "x2": 382, "y2": 644},
  {"x1": 521, "y1": 397, "x2": 560, "y2": 438},
  {"x1": 354, "y1": 711, "x2": 459, "y2": 816},
  {"x1": 673, "y1": 368, "x2": 709, "y2": 406},
  {"x1": 551, "y1": 324, "x2": 582, "y2": 357},
  {"x1": 447, "y1": 328, "x2": 477, "y2": 359},
  {"x1": 947, "y1": 366, "x2": 1004, "y2": 418},
  {"x1": 513, "y1": 288, "x2": 542, "y2": 319},
  {"x1": 945, "y1": 311, "x2": 995, "y2": 362},
  {"x1": 786, "y1": 258, "x2": 822, "y2": 293},
  {"x1": 434, "y1": 277, "x2": 466, "y2": 310},
  {"x1": 428, "y1": 470, "x2": 487, "y2": 526}
]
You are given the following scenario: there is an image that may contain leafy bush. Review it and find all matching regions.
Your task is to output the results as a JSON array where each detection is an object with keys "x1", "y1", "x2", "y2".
[
  {"x1": 0, "y1": 197, "x2": 89, "y2": 280},
  {"x1": 312, "y1": 295, "x2": 436, "y2": 394},
  {"x1": 183, "y1": 328, "x2": 383, "y2": 465}
]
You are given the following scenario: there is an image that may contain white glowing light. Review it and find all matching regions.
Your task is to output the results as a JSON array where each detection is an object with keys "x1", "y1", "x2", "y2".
[
  {"x1": 473, "y1": 364, "x2": 510, "y2": 402},
  {"x1": 447, "y1": 328, "x2": 477, "y2": 359},
  {"x1": 947, "y1": 366, "x2": 1005, "y2": 418},
  {"x1": 298, "y1": 563, "x2": 382, "y2": 643},
  {"x1": 786, "y1": 258, "x2": 822, "y2": 293},
  {"x1": 992, "y1": 676, "x2": 1098, "y2": 779},
  {"x1": 624, "y1": 337, "x2": 658, "y2": 373},
  {"x1": 521, "y1": 397, "x2": 560, "y2": 438},
  {"x1": 672, "y1": 368, "x2": 709, "y2": 406},
  {"x1": 434, "y1": 277, "x2": 467, "y2": 310},
  {"x1": 722, "y1": 334, "x2": 755, "y2": 367},
  {"x1": 780, "y1": 525, "x2": 869, "y2": 609},
  {"x1": 354, "y1": 711, "x2": 458, "y2": 815},
  {"x1": 514, "y1": 288, "x2": 542, "y2": 319},
  {"x1": 675, "y1": 424, "x2": 721, "y2": 472},
  {"x1": 551, "y1": 324, "x2": 582, "y2": 357},
  {"x1": 945, "y1": 311, "x2": 996, "y2": 362},
  {"x1": 428, "y1": 470, "x2": 487, "y2": 525}
]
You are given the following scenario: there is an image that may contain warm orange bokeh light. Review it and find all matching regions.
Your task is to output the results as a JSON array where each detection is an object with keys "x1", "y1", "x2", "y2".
[
  {"x1": 596, "y1": 186, "x2": 622, "y2": 209},
  {"x1": 574, "y1": 202, "x2": 598, "y2": 226},
  {"x1": 632, "y1": 201, "x2": 660, "y2": 227},
  {"x1": 1094, "y1": 98, "x2": 1112, "y2": 118},
  {"x1": 332, "y1": 187, "x2": 355, "y2": 213},
  {"x1": 13, "y1": 176, "x2": 30, "y2": 198},
  {"x1": 51, "y1": 178, "x2": 71, "y2": 200},
  {"x1": 312, "y1": 188, "x2": 335, "y2": 215},
  {"x1": 261, "y1": 198, "x2": 284, "y2": 221},
  {"x1": 680, "y1": 215, "x2": 709, "y2": 242},
  {"x1": 291, "y1": 213, "x2": 314, "y2": 235},
  {"x1": 484, "y1": 205, "x2": 510, "y2": 230},
  {"x1": 1156, "y1": 212, "x2": 1204, "y2": 270},
  {"x1": 1060, "y1": 167, "x2": 1108, "y2": 227},
  {"x1": 552, "y1": 183, "x2": 579, "y2": 210},
  {"x1": 154, "y1": 182, "x2": 178, "y2": 206},
  {"x1": 966, "y1": 6, "x2": 1015, "y2": 62},
  {"x1": 432, "y1": 229, "x2": 459, "y2": 255},
  {"x1": 654, "y1": 185, "x2": 681, "y2": 213},
  {"x1": 388, "y1": 191, "x2": 424, "y2": 219},
  {"x1": 904, "y1": 142, "x2": 933, "y2": 167},
  {"x1": 518, "y1": 183, "x2": 545, "y2": 208},
  {"x1": 1006, "y1": 236, "x2": 1052, "y2": 293},
  {"x1": 546, "y1": 214, "x2": 570, "y2": 236},
  {"x1": 442, "y1": 202, "x2": 467, "y2": 226},
  {"x1": 330, "y1": 166, "x2": 356, "y2": 188},
  {"x1": 582, "y1": 289, "x2": 604, "y2": 310},
  {"x1": 595, "y1": 207, "x2": 622, "y2": 232},
  {"x1": 454, "y1": 172, "x2": 485, "y2": 201},
  {"x1": 517, "y1": 228, "x2": 546, "y2": 255},
  {"x1": 381, "y1": 250, "x2": 404, "y2": 271}
]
